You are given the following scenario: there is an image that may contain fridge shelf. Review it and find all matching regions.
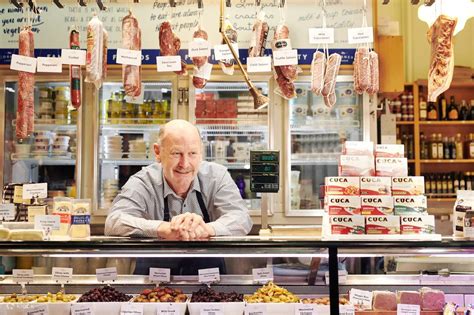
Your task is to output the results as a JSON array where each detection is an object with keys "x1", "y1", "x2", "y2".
[
  {"x1": 12, "y1": 120, "x2": 77, "y2": 131},
  {"x1": 101, "y1": 122, "x2": 162, "y2": 133},
  {"x1": 101, "y1": 158, "x2": 154, "y2": 166},
  {"x1": 204, "y1": 158, "x2": 251, "y2": 169},
  {"x1": 291, "y1": 120, "x2": 360, "y2": 133},
  {"x1": 199, "y1": 124, "x2": 268, "y2": 136},
  {"x1": 11, "y1": 154, "x2": 76, "y2": 166},
  {"x1": 291, "y1": 155, "x2": 339, "y2": 166}
]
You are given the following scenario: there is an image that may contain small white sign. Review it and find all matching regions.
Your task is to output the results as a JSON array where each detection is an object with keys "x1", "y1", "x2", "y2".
[
  {"x1": 61, "y1": 49, "x2": 86, "y2": 65},
  {"x1": 26, "y1": 305, "x2": 48, "y2": 315},
  {"x1": 157, "y1": 303, "x2": 181, "y2": 315},
  {"x1": 397, "y1": 304, "x2": 420, "y2": 315},
  {"x1": 120, "y1": 304, "x2": 143, "y2": 315},
  {"x1": 10, "y1": 54, "x2": 37, "y2": 73},
  {"x1": 0, "y1": 203, "x2": 15, "y2": 221},
  {"x1": 189, "y1": 40, "x2": 211, "y2": 57},
  {"x1": 252, "y1": 267, "x2": 274, "y2": 283},
  {"x1": 156, "y1": 56, "x2": 182, "y2": 72},
  {"x1": 198, "y1": 267, "x2": 220, "y2": 283},
  {"x1": 295, "y1": 305, "x2": 315, "y2": 315},
  {"x1": 324, "y1": 270, "x2": 348, "y2": 285},
  {"x1": 149, "y1": 267, "x2": 170, "y2": 283},
  {"x1": 71, "y1": 304, "x2": 94, "y2": 315},
  {"x1": 52, "y1": 267, "x2": 73, "y2": 282},
  {"x1": 349, "y1": 288, "x2": 373, "y2": 310},
  {"x1": 194, "y1": 62, "x2": 213, "y2": 80},
  {"x1": 214, "y1": 43, "x2": 239, "y2": 61},
  {"x1": 96, "y1": 267, "x2": 118, "y2": 282},
  {"x1": 247, "y1": 56, "x2": 272, "y2": 73},
  {"x1": 200, "y1": 304, "x2": 224, "y2": 315},
  {"x1": 308, "y1": 28, "x2": 335, "y2": 44},
  {"x1": 22, "y1": 183, "x2": 48, "y2": 199},
  {"x1": 273, "y1": 49, "x2": 298, "y2": 66},
  {"x1": 245, "y1": 303, "x2": 266, "y2": 315},
  {"x1": 347, "y1": 27, "x2": 374, "y2": 44},
  {"x1": 34, "y1": 215, "x2": 60, "y2": 231},
  {"x1": 37, "y1": 57, "x2": 62, "y2": 73},
  {"x1": 116, "y1": 48, "x2": 142, "y2": 66},
  {"x1": 13, "y1": 269, "x2": 34, "y2": 283},
  {"x1": 339, "y1": 305, "x2": 355, "y2": 315}
]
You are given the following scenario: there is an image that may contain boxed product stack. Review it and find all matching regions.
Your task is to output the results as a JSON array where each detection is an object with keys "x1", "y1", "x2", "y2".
[{"x1": 325, "y1": 142, "x2": 435, "y2": 237}]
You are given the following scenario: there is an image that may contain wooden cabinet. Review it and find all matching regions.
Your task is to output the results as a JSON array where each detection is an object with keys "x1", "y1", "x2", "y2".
[{"x1": 378, "y1": 36, "x2": 405, "y2": 93}]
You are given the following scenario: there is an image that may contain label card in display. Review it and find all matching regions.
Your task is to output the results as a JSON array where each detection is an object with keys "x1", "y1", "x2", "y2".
[
  {"x1": 198, "y1": 267, "x2": 220, "y2": 283},
  {"x1": 34, "y1": 215, "x2": 60, "y2": 231},
  {"x1": 214, "y1": 43, "x2": 239, "y2": 61},
  {"x1": 0, "y1": 203, "x2": 15, "y2": 221},
  {"x1": 188, "y1": 40, "x2": 211, "y2": 57},
  {"x1": 247, "y1": 57, "x2": 272, "y2": 73},
  {"x1": 340, "y1": 305, "x2": 355, "y2": 315},
  {"x1": 96, "y1": 267, "x2": 118, "y2": 282},
  {"x1": 157, "y1": 303, "x2": 180, "y2": 315},
  {"x1": 52, "y1": 267, "x2": 73, "y2": 282},
  {"x1": 61, "y1": 49, "x2": 86, "y2": 65},
  {"x1": 200, "y1": 304, "x2": 224, "y2": 315},
  {"x1": 252, "y1": 267, "x2": 273, "y2": 283},
  {"x1": 273, "y1": 50, "x2": 298, "y2": 66},
  {"x1": 194, "y1": 62, "x2": 213, "y2": 80},
  {"x1": 397, "y1": 304, "x2": 420, "y2": 315},
  {"x1": 116, "y1": 48, "x2": 142, "y2": 66},
  {"x1": 156, "y1": 56, "x2": 182, "y2": 72},
  {"x1": 10, "y1": 54, "x2": 37, "y2": 73},
  {"x1": 13, "y1": 269, "x2": 34, "y2": 283},
  {"x1": 349, "y1": 289, "x2": 372, "y2": 310},
  {"x1": 22, "y1": 183, "x2": 48, "y2": 199},
  {"x1": 295, "y1": 305, "x2": 315, "y2": 315},
  {"x1": 71, "y1": 304, "x2": 94, "y2": 315},
  {"x1": 37, "y1": 57, "x2": 62, "y2": 73},
  {"x1": 347, "y1": 27, "x2": 374, "y2": 44},
  {"x1": 120, "y1": 304, "x2": 143, "y2": 315},
  {"x1": 308, "y1": 28, "x2": 335, "y2": 44},
  {"x1": 26, "y1": 305, "x2": 48, "y2": 315},
  {"x1": 149, "y1": 267, "x2": 170, "y2": 283},
  {"x1": 245, "y1": 303, "x2": 266, "y2": 315}
]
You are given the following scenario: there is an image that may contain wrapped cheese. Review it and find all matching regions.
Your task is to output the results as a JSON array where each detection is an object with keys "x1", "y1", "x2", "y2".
[{"x1": 69, "y1": 199, "x2": 91, "y2": 240}]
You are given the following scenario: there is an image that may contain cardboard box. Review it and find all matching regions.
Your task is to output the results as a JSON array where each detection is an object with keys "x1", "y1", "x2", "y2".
[
  {"x1": 330, "y1": 215, "x2": 365, "y2": 234},
  {"x1": 375, "y1": 157, "x2": 408, "y2": 177},
  {"x1": 392, "y1": 176, "x2": 425, "y2": 195},
  {"x1": 361, "y1": 196, "x2": 394, "y2": 215},
  {"x1": 400, "y1": 215, "x2": 435, "y2": 234},
  {"x1": 343, "y1": 141, "x2": 374, "y2": 156},
  {"x1": 394, "y1": 196, "x2": 428, "y2": 215},
  {"x1": 365, "y1": 215, "x2": 400, "y2": 234},
  {"x1": 326, "y1": 196, "x2": 362, "y2": 215},
  {"x1": 375, "y1": 144, "x2": 405, "y2": 158},
  {"x1": 325, "y1": 177, "x2": 360, "y2": 195},
  {"x1": 360, "y1": 177, "x2": 392, "y2": 195},
  {"x1": 339, "y1": 155, "x2": 375, "y2": 177}
]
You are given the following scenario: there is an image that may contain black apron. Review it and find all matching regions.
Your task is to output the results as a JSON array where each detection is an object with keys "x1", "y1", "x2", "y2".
[{"x1": 134, "y1": 191, "x2": 226, "y2": 275}]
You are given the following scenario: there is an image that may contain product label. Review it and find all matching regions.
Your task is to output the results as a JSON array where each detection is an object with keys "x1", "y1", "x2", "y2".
[
  {"x1": 13, "y1": 185, "x2": 24, "y2": 204},
  {"x1": 28, "y1": 205, "x2": 46, "y2": 222},
  {"x1": 326, "y1": 196, "x2": 361, "y2": 215},
  {"x1": 308, "y1": 28, "x2": 334, "y2": 44},
  {"x1": 349, "y1": 289, "x2": 373, "y2": 310},
  {"x1": 214, "y1": 43, "x2": 239, "y2": 61},
  {"x1": 252, "y1": 267, "x2": 274, "y2": 283},
  {"x1": 120, "y1": 304, "x2": 143, "y2": 315},
  {"x1": 200, "y1": 304, "x2": 224, "y2": 315},
  {"x1": 324, "y1": 177, "x2": 360, "y2": 195},
  {"x1": 339, "y1": 155, "x2": 375, "y2": 177},
  {"x1": 61, "y1": 48, "x2": 86, "y2": 65},
  {"x1": 13, "y1": 269, "x2": 34, "y2": 283},
  {"x1": 188, "y1": 40, "x2": 211, "y2": 57},
  {"x1": 245, "y1": 304, "x2": 266, "y2": 315},
  {"x1": 365, "y1": 215, "x2": 400, "y2": 234},
  {"x1": 10, "y1": 54, "x2": 37, "y2": 73},
  {"x1": 347, "y1": 27, "x2": 374, "y2": 44},
  {"x1": 360, "y1": 177, "x2": 392, "y2": 196},
  {"x1": 273, "y1": 49, "x2": 298, "y2": 66},
  {"x1": 361, "y1": 196, "x2": 394, "y2": 215},
  {"x1": 96, "y1": 267, "x2": 118, "y2": 282},
  {"x1": 392, "y1": 177, "x2": 425, "y2": 195},
  {"x1": 157, "y1": 303, "x2": 180, "y2": 314},
  {"x1": 23, "y1": 183, "x2": 48, "y2": 199},
  {"x1": 34, "y1": 215, "x2": 60, "y2": 231},
  {"x1": 37, "y1": 57, "x2": 62, "y2": 73},
  {"x1": 52, "y1": 267, "x2": 73, "y2": 282},
  {"x1": 394, "y1": 196, "x2": 427, "y2": 215},
  {"x1": 272, "y1": 38, "x2": 292, "y2": 51},
  {"x1": 400, "y1": 215, "x2": 435, "y2": 234},
  {"x1": 343, "y1": 141, "x2": 374, "y2": 156},
  {"x1": 375, "y1": 144, "x2": 404, "y2": 158},
  {"x1": 198, "y1": 267, "x2": 220, "y2": 283},
  {"x1": 295, "y1": 305, "x2": 315, "y2": 315},
  {"x1": 149, "y1": 267, "x2": 171, "y2": 283},
  {"x1": 330, "y1": 215, "x2": 365, "y2": 234},
  {"x1": 247, "y1": 56, "x2": 272, "y2": 73},
  {"x1": 116, "y1": 48, "x2": 142, "y2": 66},
  {"x1": 0, "y1": 203, "x2": 15, "y2": 221},
  {"x1": 156, "y1": 56, "x2": 182, "y2": 72},
  {"x1": 397, "y1": 304, "x2": 420, "y2": 315},
  {"x1": 375, "y1": 158, "x2": 408, "y2": 177},
  {"x1": 71, "y1": 215, "x2": 91, "y2": 225},
  {"x1": 26, "y1": 305, "x2": 48, "y2": 315},
  {"x1": 71, "y1": 304, "x2": 93, "y2": 315},
  {"x1": 340, "y1": 305, "x2": 355, "y2": 315}
]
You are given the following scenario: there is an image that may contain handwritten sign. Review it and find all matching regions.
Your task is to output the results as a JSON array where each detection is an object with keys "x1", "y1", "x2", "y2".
[
  {"x1": 13, "y1": 269, "x2": 34, "y2": 283},
  {"x1": 71, "y1": 304, "x2": 94, "y2": 315},
  {"x1": 116, "y1": 48, "x2": 142, "y2": 66},
  {"x1": 295, "y1": 305, "x2": 315, "y2": 315},
  {"x1": 26, "y1": 305, "x2": 48, "y2": 315},
  {"x1": 252, "y1": 267, "x2": 273, "y2": 284},
  {"x1": 34, "y1": 215, "x2": 60, "y2": 231},
  {"x1": 247, "y1": 57, "x2": 272, "y2": 73},
  {"x1": 397, "y1": 304, "x2": 420, "y2": 315},
  {"x1": 198, "y1": 267, "x2": 220, "y2": 283},
  {"x1": 61, "y1": 49, "x2": 86, "y2": 65},
  {"x1": 273, "y1": 50, "x2": 298, "y2": 66},
  {"x1": 157, "y1": 303, "x2": 181, "y2": 315},
  {"x1": 189, "y1": 40, "x2": 211, "y2": 57},
  {"x1": 349, "y1": 289, "x2": 372, "y2": 310},
  {"x1": 37, "y1": 57, "x2": 62, "y2": 73},
  {"x1": 96, "y1": 267, "x2": 118, "y2": 282},
  {"x1": 52, "y1": 267, "x2": 73, "y2": 282},
  {"x1": 156, "y1": 56, "x2": 182, "y2": 72},
  {"x1": 245, "y1": 303, "x2": 266, "y2": 315},
  {"x1": 22, "y1": 183, "x2": 48, "y2": 199},
  {"x1": 120, "y1": 304, "x2": 143, "y2": 315},
  {"x1": 200, "y1": 304, "x2": 224, "y2": 315},
  {"x1": 347, "y1": 27, "x2": 374, "y2": 44},
  {"x1": 308, "y1": 28, "x2": 335, "y2": 44},
  {"x1": 10, "y1": 54, "x2": 37, "y2": 73},
  {"x1": 214, "y1": 44, "x2": 239, "y2": 61},
  {"x1": 149, "y1": 267, "x2": 170, "y2": 283},
  {"x1": 340, "y1": 305, "x2": 355, "y2": 315},
  {"x1": 0, "y1": 203, "x2": 15, "y2": 221}
]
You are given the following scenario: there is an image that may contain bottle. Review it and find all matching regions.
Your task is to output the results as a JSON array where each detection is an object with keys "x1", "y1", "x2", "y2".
[
  {"x1": 436, "y1": 174, "x2": 443, "y2": 194},
  {"x1": 447, "y1": 173, "x2": 454, "y2": 194},
  {"x1": 425, "y1": 174, "x2": 432, "y2": 194},
  {"x1": 420, "y1": 132, "x2": 428, "y2": 159},
  {"x1": 437, "y1": 133, "x2": 444, "y2": 160},
  {"x1": 448, "y1": 96, "x2": 459, "y2": 120},
  {"x1": 427, "y1": 101, "x2": 438, "y2": 120},
  {"x1": 449, "y1": 137, "x2": 456, "y2": 159},
  {"x1": 460, "y1": 173, "x2": 466, "y2": 190},
  {"x1": 408, "y1": 134, "x2": 414, "y2": 160},
  {"x1": 466, "y1": 172, "x2": 472, "y2": 191},
  {"x1": 443, "y1": 136, "x2": 450, "y2": 160},
  {"x1": 419, "y1": 96, "x2": 427, "y2": 121},
  {"x1": 469, "y1": 100, "x2": 474, "y2": 120},
  {"x1": 402, "y1": 133, "x2": 408, "y2": 158},
  {"x1": 468, "y1": 133, "x2": 474, "y2": 159},
  {"x1": 454, "y1": 173, "x2": 460, "y2": 193},
  {"x1": 460, "y1": 100, "x2": 469, "y2": 120},
  {"x1": 439, "y1": 94, "x2": 447, "y2": 120},
  {"x1": 442, "y1": 175, "x2": 448, "y2": 194},
  {"x1": 455, "y1": 133, "x2": 464, "y2": 159},
  {"x1": 430, "y1": 133, "x2": 438, "y2": 159}
]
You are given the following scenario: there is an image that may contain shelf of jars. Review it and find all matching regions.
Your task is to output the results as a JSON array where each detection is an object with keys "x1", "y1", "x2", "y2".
[
  {"x1": 291, "y1": 120, "x2": 360, "y2": 133},
  {"x1": 12, "y1": 119, "x2": 77, "y2": 131},
  {"x1": 101, "y1": 118, "x2": 164, "y2": 132},
  {"x1": 197, "y1": 122, "x2": 269, "y2": 135}
]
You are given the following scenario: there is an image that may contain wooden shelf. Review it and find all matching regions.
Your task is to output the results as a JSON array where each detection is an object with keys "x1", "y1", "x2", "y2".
[
  {"x1": 416, "y1": 79, "x2": 474, "y2": 88},
  {"x1": 408, "y1": 159, "x2": 415, "y2": 163},
  {"x1": 428, "y1": 197, "x2": 456, "y2": 202},
  {"x1": 420, "y1": 159, "x2": 474, "y2": 163},
  {"x1": 419, "y1": 121, "x2": 474, "y2": 125},
  {"x1": 396, "y1": 121, "x2": 415, "y2": 125}
]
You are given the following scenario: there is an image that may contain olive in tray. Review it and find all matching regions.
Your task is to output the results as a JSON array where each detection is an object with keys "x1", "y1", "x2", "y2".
[
  {"x1": 301, "y1": 297, "x2": 350, "y2": 305},
  {"x1": 245, "y1": 282, "x2": 300, "y2": 303},
  {"x1": 190, "y1": 287, "x2": 243, "y2": 302},
  {"x1": 1, "y1": 293, "x2": 39, "y2": 303},
  {"x1": 133, "y1": 287, "x2": 187, "y2": 303},
  {"x1": 77, "y1": 286, "x2": 132, "y2": 302},
  {"x1": 36, "y1": 292, "x2": 77, "y2": 303}
]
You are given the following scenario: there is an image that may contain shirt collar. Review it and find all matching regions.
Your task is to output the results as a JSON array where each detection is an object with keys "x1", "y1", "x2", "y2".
[{"x1": 162, "y1": 170, "x2": 201, "y2": 199}]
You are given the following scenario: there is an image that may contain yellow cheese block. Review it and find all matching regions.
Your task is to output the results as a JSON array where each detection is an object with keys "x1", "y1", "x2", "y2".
[
  {"x1": 0, "y1": 227, "x2": 10, "y2": 240},
  {"x1": 9, "y1": 229, "x2": 44, "y2": 241}
]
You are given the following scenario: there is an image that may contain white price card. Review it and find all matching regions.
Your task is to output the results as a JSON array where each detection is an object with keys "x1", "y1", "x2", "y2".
[
  {"x1": 213, "y1": 43, "x2": 239, "y2": 61},
  {"x1": 0, "y1": 203, "x2": 15, "y2": 221},
  {"x1": 349, "y1": 288, "x2": 373, "y2": 310},
  {"x1": 37, "y1": 57, "x2": 62, "y2": 73},
  {"x1": 61, "y1": 49, "x2": 86, "y2": 65},
  {"x1": 156, "y1": 56, "x2": 182, "y2": 72},
  {"x1": 52, "y1": 267, "x2": 73, "y2": 282},
  {"x1": 252, "y1": 267, "x2": 274, "y2": 284},
  {"x1": 295, "y1": 305, "x2": 315, "y2": 315},
  {"x1": 194, "y1": 62, "x2": 213, "y2": 80},
  {"x1": 10, "y1": 54, "x2": 37, "y2": 73},
  {"x1": 22, "y1": 183, "x2": 48, "y2": 199},
  {"x1": 25, "y1": 305, "x2": 48, "y2": 315},
  {"x1": 71, "y1": 304, "x2": 94, "y2": 315},
  {"x1": 245, "y1": 303, "x2": 266, "y2": 315},
  {"x1": 198, "y1": 267, "x2": 220, "y2": 283},
  {"x1": 34, "y1": 215, "x2": 60, "y2": 231},
  {"x1": 340, "y1": 305, "x2": 355, "y2": 315},
  {"x1": 96, "y1": 267, "x2": 118, "y2": 282},
  {"x1": 272, "y1": 49, "x2": 298, "y2": 66},
  {"x1": 116, "y1": 48, "x2": 142, "y2": 66},
  {"x1": 308, "y1": 28, "x2": 335, "y2": 44},
  {"x1": 347, "y1": 27, "x2": 374, "y2": 44},
  {"x1": 149, "y1": 267, "x2": 170, "y2": 283},
  {"x1": 200, "y1": 304, "x2": 224, "y2": 315},
  {"x1": 13, "y1": 269, "x2": 34, "y2": 283},
  {"x1": 189, "y1": 40, "x2": 211, "y2": 57},
  {"x1": 247, "y1": 57, "x2": 272, "y2": 73},
  {"x1": 157, "y1": 303, "x2": 181, "y2": 315},
  {"x1": 397, "y1": 304, "x2": 420, "y2": 315},
  {"x1": 120, "y1": 304, "x2": 143, "y2": 315}
]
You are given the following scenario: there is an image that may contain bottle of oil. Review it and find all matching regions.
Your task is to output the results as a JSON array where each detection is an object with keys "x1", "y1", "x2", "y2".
[{"x1": 448, "y1": 96, "x2": 459, "y2": 120}]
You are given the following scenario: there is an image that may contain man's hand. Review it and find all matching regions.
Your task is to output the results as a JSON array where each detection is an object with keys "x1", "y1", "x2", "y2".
[
  {"x1": 170, "y1": 213, "x2": 215, "y2": 240},
  {"x1": 157, "y1": 222, "x2": 181, "y2": 239}
]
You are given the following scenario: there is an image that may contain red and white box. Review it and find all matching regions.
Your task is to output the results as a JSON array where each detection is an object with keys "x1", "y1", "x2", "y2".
[
  {"x1": 361, "y1": 196, "x2": 394, "y2": 215},
  {"x1": 392, "y1": 176, "x2": 425, "y2": 195},
  {"x1": 342, "y1": 141, "x2": 374, "y2": 156},
  {"x1": 365, "y1": 215, "x2": 400, "y2": 234},
  {"x1": 339, "y1": 155, "x2": 375, "y2": 176},
  {"x1": 360, "y1": 177, "x2": 392, "y2": 195},
  {"x1": 400, "y1": 215, "x2": 435, "y2": 234},
  {"x1": 325, "y1": 196, "x2": 362, "y2": 215},
  {"x1": 330, "y1": 215, "x2": 365, "y2": 235},
  {"x1": 375, "y1": 144, "x2": 405, "y2": 158},
  {"x1": 325, "y1": 177, "x2": 360, "y2": 195},
  {"x1": 375, "y1": 157, "x2": 408, "y2": 177}
]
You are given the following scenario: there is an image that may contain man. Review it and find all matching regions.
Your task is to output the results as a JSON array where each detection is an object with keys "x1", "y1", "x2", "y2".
[{"x1": 105, "y1": 119, "x2": 253, "y2": 273}]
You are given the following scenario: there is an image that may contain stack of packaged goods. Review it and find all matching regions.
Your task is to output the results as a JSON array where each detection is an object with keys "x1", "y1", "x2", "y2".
[{"x1": 325, "y1": 141, "x2": 435, "y2": 237}]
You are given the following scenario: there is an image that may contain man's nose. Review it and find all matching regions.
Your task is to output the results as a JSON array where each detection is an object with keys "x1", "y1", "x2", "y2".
[{"x1": 178, "y1": 154, "x2": 190, "y2": 167}]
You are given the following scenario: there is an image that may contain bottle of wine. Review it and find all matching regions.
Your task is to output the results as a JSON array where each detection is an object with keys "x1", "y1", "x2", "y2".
[{"x1": 448, "y1": 96, "x2": 459, "y2": 120}]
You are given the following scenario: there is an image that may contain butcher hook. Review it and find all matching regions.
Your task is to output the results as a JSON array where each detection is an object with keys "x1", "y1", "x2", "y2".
[
  {"x1": 225, "y1": 0, "x2": 231, "y2": 7},
  {"x1": 424, "y1": 0, "x2": 435, "y2": 5},
  {"x1": 96, "y1": 0, "x2": 107, "y2": 11},
  {"x1": 411, "y1": 0, "x2": 420, "y2": 4},
  {"x1": 10, "y1": 0, "x2": 23, "y2": 9},
  {"x1": 197, "y1": 0, "x2": 203, "y2": 9},
  {"x1": 382, "y1": 0, "x2": 389, "y2": 4},
  {"x1": 52, "y1": 0, "x2": 64, "y2": 8},
  {"x1": 78, "y1": 0, "x2": 87, "y2": 7},
  {"x1": 27, "y1": 0, "x2": 40, "y2": 14},
  {"x1": 168, "y1": 0, "x2": 176, "y2": 7}
]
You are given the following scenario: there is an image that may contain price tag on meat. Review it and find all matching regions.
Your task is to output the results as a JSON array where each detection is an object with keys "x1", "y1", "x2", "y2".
[
  {"x1": 13, "y1": 269, "x2": 34, "y2": 283},
  {"x1": 34, "y1": 215, "x2": 60, "y2": 231},
  {"x1": 245, "y1": 303, "x2": 266, "y2": 315},
  {"x1": 295, "y1": 305, "x2": 315, "y2": 315},
  {"x1": 340, "y1": 305, "x2": 355, "y2": 315},
  {"x1": 116, "y1": 48, "x2": 142, "y2": 66},
  {"x1": 61, "y1": 49, "x2": 86, "y2": 65},
  {"x1": 247, "y1": 57, "x2": 272, "y2": 73},
  {"x1": 200, "y1": 304, "x2": 224, "y2": 315},
  {"x1": 252, "y1": 267, "x2": 273, "y2": 283},
  {"x1": 198, "y1": 267, "x2": 220, "y2": 283},
  {"x1": 10, "y1": 54, "x2": 37, "y2": 73},
  {"x1": 157, "y1": 303, "x2": 180, "y2": 314},
  {"x1": 149, "y1": 267, "x2": 170, "y2": 283},
  {"x1": 96, "y1": 267, "x2": 118, "y2": 282},
  {"x1": 0, "y1": 203, "x2": 15, "y2": 221},
  {"x1": 71, "y1": 304, "x2": 94, "y2": 315},
  {"x1": 22, "y1": 183, "x2": 48, "y2": 199},
  {"x1": 37, "y1": 57, "x2": 62, "y2": 73},
  {"x1": 397, "y1": 304, "x2": 420, "y2": 315},
  {"x1": 156, "y1": 56, "x2": 182, "y2": 72},
  {"x1": 120, "y1": 304, "x2": 143, "y2": 315},
  {"x1": 213, "y1": 43, "x2": 239, "y2": 61},
  {"x1": 25, "y1": 305, "x2": 48, "y2": 315},
  {"x1": 189, "y1": 40, "x2": 211, "y2": 57},
  {"x1": 273, "y1": 50, "x2": 298, "y2": 66},
  {"x1": 308, "y1": 28, "x2": 335, "y2": 44},
  {"x1": 349, "y1": 289, "x2": 372, "y2": 310},
  {"x1": 347, "y1": 27, "x2": 374, "y2": 44},
  {"x1": 52, "y1": 267, "x2": 73, "y2": 282}
]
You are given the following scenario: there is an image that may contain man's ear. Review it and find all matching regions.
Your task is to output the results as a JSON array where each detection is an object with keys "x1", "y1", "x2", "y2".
[{"x1": 154, "y1": 143, "x2": 161, "y2": 162}]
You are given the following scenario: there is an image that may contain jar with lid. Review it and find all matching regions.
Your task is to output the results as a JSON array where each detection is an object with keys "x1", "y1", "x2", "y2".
[
  {"x1": 39, "y1": 87, "x2": 52, "y2": 99},
  {"x1": 137, "y1": 100, "x2": 147, "y2": 124},
  {"x1": 54, "y1": 86, "x2": 70, "y2": 102},
  {"x1": 152, "y1": 100, "x2": 165, "y2": 123},
  {"x1": 110, "y1": 92, "x2": 122, "y2": 124}
]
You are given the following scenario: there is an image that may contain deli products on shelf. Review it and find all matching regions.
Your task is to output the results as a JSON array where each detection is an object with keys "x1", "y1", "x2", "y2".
[
  {"x1": 159, "y1": 21, "x2": 187, "y2": 76},
  {"x1": 420, "y1": 287, "x2": 445, "y2": 311},
  {"x1": 392, "y1": 176, "x2": 425, "y2": 195},
  {"x1": 77, "y1": 286, "x2": 132, "y2": 302},
  {"x1": 397, "y1": 290, "x2": 421, "y2": 306},
  {"x1": 322, "y1": 53, "x2": 342, "y2": 108},
  {"x1": 310, "y1": 51, "x2": 325, "y2": 95},
  {"x1": 36, "y1": 292, "x2": 76, "y2": 303},
  {"x1": 1, "y1": 294, "x2": 39, "y2": 303},
  {"x1": 375, "y1": 144, "x2": 404, "y2": 158},
  {"x1": 245, "y1": 282, "x2": 299, "y2": 303},
  {"x1": 400, "y1": 215, "x2": 435, "y2": 234},
  {"x1": 365, "y1": 216, "x2": 400, "y2": 234},
  {"x1": 301, "y1": 297, "x2": 350, "y2": 305},
  {"x1": 375, "y1": 158, "x2": 408, "y2": 177},
  {"x1": 330, "y1": 215, "x2": 365, "y2": 234},
  {"x1": 394, "y1": 196, "x2": 428, "y2": 215},
  {"x1": 122, "y1": 11, "x2": 142, "y2": 97},
  {"x1": 133, "y1": 287, "x2": 187, "y2": 303},
  {"x1": 69, "y1": 28, "x2": 81, "y2": 108},
  {"x1": 453, "y1": 190, "x2": 474, "y2": 237},
  {"x1": 360, "y1": 177, "x2": 392, "y2": 196},
  {"x1": 326, "y1": 196, "x2": 361, "y2": 215},
  {"x1": 339, "y1": 155, "x2": 375, "y2": 177},
  {"x1": 85, "y1": 15, "x2": 106, "y2": 89},
  {"x1": 372, "y1": 291, "x2": 397, "y2": 311},
  {"x1": 248, "y1": 11, "x2": 269, "y2": 58},
  {"x1": 325, "y1": 177, "x2": 360, "y2": 196},
  {"x1": 191, "y1": 287, "x2": 243, "y2": 302},
  {"x1": 343, "y1": 141, "x2": 374, "y2": 156}
]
